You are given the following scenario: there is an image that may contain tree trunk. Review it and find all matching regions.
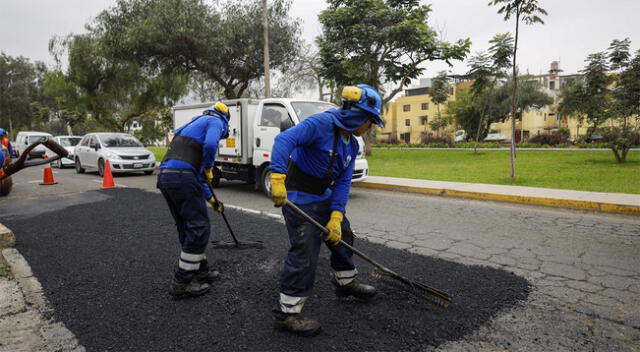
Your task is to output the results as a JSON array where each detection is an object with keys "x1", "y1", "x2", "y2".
[{"x1": 509, "y1": 11, "x2": 520, "y2": 181}]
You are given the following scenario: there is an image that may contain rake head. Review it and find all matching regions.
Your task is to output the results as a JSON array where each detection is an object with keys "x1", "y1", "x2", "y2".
[
  {"x1": 210, "y1": 240, "x2": 264, "y2": 250},
  {"x1": 371, "y1": 267, "x2": 452, "y2": 308}
]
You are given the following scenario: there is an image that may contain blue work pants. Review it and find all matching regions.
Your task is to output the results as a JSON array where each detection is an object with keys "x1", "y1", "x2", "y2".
[
  {"x1": 280, "y1": 199, "x2": 356, "y2": 298},
  {"x1": 157, "y1": 169, "x2": 211, "y2": 282}
]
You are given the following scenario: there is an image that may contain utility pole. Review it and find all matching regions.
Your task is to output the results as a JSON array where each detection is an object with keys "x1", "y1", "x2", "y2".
[{"x1": 262, "y1": 0, "x2": 271, "y2": 98}]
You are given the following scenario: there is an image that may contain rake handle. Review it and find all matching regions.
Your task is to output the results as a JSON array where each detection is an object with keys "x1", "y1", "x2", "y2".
[{"x1": 206, "y1": 180, "x2": 240, "y2": 246}]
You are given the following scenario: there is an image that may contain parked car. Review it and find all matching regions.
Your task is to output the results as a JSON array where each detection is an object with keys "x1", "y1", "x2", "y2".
[
  {"x1": 484, "y1": 133, "x2": 508, "y2": 142},
  {"x1": 47, "y1": 136, "x2": 82, "y2": 168},
  {"x1": 15, "y1": 131, "x2": 53, "y2": 159},
  {"x1": 74, "y1": 133, "x2": 156, "y2": 176},
  {"x1": 454, "y1": 130, "x2": 467, "y2": 143}
]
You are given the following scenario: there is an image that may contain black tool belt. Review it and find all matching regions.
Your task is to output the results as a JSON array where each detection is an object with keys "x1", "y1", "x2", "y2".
[
  {"x1": 162, "y1": 135, "x2": 203, "y2": 170},
  {"x1": 285, "y1": 161, "x2": 335, "y2": 195},
  {"x1": 285, "y1": 127, "x2": 340, "y2": 195}
]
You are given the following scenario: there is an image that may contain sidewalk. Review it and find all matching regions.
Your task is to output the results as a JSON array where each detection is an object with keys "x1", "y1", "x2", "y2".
[{"x1": 353, "y1": 176, "x2": 640, "y2": 216}]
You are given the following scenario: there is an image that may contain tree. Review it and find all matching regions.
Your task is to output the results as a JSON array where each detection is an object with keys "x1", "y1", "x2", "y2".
[
  {"x1": 489, "y1": 0, "x2": 547, "y2": 181},
  {"x1": 317, "y1": 0, "x2": 470, "y2": 154},
  {"x1": 95, "y1": 0, "x2": 301, "y2": 99},
  {"x1": 466, "y1": 33, "x2": 514, "y2": 151},
  {"x1": 45, "y1": 33, "x2": 189, "y2": 132},
  {"x1": 430, "y1": 71, "x2": 450, "y2": 121}
]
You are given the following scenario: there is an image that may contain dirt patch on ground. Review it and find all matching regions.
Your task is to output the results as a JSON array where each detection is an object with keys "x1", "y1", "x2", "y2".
[{"x1": 1, "y1": 189, "x2": 530, "y2": 351}]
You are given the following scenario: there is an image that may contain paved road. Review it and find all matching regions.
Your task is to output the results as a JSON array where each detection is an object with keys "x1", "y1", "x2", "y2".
[{"x1": 4, "y1": 165, "x2": 640, "y2": 351}]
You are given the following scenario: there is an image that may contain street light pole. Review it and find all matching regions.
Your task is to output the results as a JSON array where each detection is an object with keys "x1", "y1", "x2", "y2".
[{"x1": 263, "y1": 0, "x2": 271, "y2": 98}]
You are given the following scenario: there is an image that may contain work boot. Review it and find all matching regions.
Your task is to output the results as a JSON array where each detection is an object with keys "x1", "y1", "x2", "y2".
[
  {"x1": 273, "y1": 310, "x2": 322, "y2": 337},
  {"x1": 194, "y1": 269, "x2": 220, "y2": 285},
  {"x1": 333, "y1": 279, "x2": 377, "y2": 301},
  {"x1": 168, "y1": 278, "x2": 210, "y2": 298}
]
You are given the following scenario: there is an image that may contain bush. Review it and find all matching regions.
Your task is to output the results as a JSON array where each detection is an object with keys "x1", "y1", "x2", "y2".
[
  {"x1": 528, "y1": 130, "x2": 570, "y2": 146},
  {"x1": 420, "y1": 133, "x2": 452, "y2": 146}
]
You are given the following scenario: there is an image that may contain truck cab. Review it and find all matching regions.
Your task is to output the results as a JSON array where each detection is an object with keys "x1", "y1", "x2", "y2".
[{"x1": 172, "y1": 98, "x2": 370, "y2": 196}]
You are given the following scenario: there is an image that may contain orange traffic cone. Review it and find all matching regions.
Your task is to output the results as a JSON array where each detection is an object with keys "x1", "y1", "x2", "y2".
[
  {"x1": 101, "y1": 160, "x2": 116, "y2": 189},
  {"x1": 40, "y1": 167, "x2": 58, "y2": 185}
]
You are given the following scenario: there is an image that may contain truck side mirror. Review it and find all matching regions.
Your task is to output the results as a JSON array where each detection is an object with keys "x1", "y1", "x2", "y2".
[{"x1": 280, "y1": 119, "x2": 293, "y2": 132}]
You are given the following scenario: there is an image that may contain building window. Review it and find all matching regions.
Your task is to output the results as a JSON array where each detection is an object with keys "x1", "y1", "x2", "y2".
[
  {"x1": 405, "y1": 119, "x2": 411, "y2": 126},
  {"x1": 421, "y1": 103, "x2": 429, "y2": 110},
  {"x1": 420, "y1": 116, "x2": 428, "y2": 125},
  {"x1": 549, "y1": 81, "x2": 555, "y2": 90},
  {"x1": 403, "y1": 104, "x2": 411, "y2": 112},
  {"x1": 400, "y1": 132, "x2": 410, "y2": 143}
]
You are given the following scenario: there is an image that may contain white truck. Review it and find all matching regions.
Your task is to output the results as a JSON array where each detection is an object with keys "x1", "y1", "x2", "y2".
[{"x1": 173, "y1": 98, "x2": 369, "y2": 196}]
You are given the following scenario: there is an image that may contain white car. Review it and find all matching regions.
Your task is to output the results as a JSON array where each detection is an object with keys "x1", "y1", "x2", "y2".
[
  {"x1": 484, "y1": 133, "x2": 508, "y2": 142},
  {"x1": 47, "y1": 136, "x2": 82, "y2": 168},
  {"x1": 15, "y1": 131, "x2": 53, "y2": 159},
  {"x1": 74, "y1": 133, "x2": 156, "y2": 176}
]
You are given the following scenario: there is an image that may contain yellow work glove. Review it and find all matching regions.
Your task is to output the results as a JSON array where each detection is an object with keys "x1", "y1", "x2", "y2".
[
  {"x1": 204, "y1": 168, "x2": 214, "y2": 182},
  {"x1": 208, "y1": 196, "x2": 224, "y2": 213},
  {"x1": 325, "y1": 211, "x2": 343, "y2": 245},
  {"x1": 270, "y1": 172, "x2": 287, "y2": 207}
]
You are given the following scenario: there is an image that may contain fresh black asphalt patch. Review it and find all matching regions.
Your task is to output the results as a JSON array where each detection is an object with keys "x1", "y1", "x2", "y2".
[{"x1": 1, "y1": 188, "x2": 530, "y2": 351}]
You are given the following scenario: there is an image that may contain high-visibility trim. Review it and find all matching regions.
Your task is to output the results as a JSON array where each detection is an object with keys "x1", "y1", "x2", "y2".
[
  {"x1": 334, "y1": 268, "x2": 358, "y2": 286},
  {"x1": 178, "y1": 260, "x2": 200, "y2": 271},
  {"x1": 279, "y1": 293, "x2": 307, "y2": 314},
  {"x1": 180, "y1": 252, "x2": 205, "y2": 262}
]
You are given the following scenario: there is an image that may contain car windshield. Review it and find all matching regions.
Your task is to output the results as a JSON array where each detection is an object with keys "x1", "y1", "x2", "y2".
[
  {"x1": 59, "y1": 137, "x2": 81, "y2": 147},
  {"x1": 99, "y1": 134, "x2": 143, "y2": 148},
  {"x1": 27, "y1": 135, "x2": 49, "y2": 143},
  {"x1": 291, "y1": 102, "x2": 337, "y2": 121}
]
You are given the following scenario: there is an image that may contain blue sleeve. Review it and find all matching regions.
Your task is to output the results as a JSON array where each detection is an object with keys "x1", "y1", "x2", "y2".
[
  {"x1": 0, "y1": 149, "x2": 4, "y2": 168},
  {"x1": 329, "y1": 147, "x2": 356, "y2": 214},
  {"x1": 7, "y1": 142, "x2": 13, "y2": 157},
  {"x1": 270, "y1": 118, "x2": 321, "y2": 173},
  {"x1": 202, "y1": 118, "x2": 222, "y2": 170},
  {"x1": 202, "y1": 181, "x2": 213, "y2": 200}
]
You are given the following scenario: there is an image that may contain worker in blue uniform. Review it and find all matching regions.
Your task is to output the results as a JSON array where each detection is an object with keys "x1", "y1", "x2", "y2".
[
  {"x1": 157, "y1": 102, "x2": 230, "y2": 298},
  {"x1": 0, "y1": 128, "x2": 13, "y2": 159},
  {"x1": 269, "y1": 85, "x2": 385, "y2": 336}
]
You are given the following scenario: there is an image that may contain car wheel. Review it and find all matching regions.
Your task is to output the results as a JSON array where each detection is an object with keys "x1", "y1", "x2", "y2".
[
  {"x1": 75, "y1": 158, "x2": 85, "y2": 174},
  {"x1": 98, "y1": 159, "x2": 105, "y2": 177},
  {"x1": 261, "y1": 166, "x2": 272, "y2": 198},
  {"x1": 0, "y1": 176, "x2": 12, "y2": 196}
]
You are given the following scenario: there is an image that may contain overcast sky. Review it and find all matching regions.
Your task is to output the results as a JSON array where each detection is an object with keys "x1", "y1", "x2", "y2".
[{"x1": 1, "y1": 0, "x2": 639, "y2": 83}]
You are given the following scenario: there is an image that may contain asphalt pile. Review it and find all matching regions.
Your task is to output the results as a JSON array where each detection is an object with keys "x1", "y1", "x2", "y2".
[{"x1": 2, "y1": 189, "x2": 530, "y2": 351}]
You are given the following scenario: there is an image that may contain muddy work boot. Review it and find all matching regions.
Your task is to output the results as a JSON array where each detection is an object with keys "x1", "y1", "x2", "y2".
[
  {"x1": 194, "y1": 269, "x2": 220, "y2": 285},
  {"x1": 273, "y1": 310, "x2": 322, "y2": 337},
  {"x1": 334, "y1": 279, "x2": 377, "y2": 301},
  {"x1": 168, "y1": 278, "x2": 210, "y2": 298}
]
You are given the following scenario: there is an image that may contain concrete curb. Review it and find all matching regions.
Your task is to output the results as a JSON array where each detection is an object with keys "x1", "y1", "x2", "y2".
[
  {"x1": 0, "y1": 225, "x2": 85, "y2": 352},
  {"x1": 353, "y1": 182, "x2": 640, "y2": 216}
]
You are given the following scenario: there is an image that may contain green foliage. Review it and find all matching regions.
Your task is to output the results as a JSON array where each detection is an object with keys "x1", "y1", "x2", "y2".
[
  {"x1": 0, "y1": 53, "x2": 47, "y2": 132},
  {"x1": 488, "y1": 0, "x2": 547, "y2": 25},
  {"x1": 317, "y1": 0, "x2": 470, "y2": 102},
  {"x1": 430, "y1": 71, "x2": 450, "y2": 107},
  {"x1": 96, "y1": 0, "x2": 301, "y2": 99},
  {"x1": 599, "y1": 127, "x2": 640, "y2": 163},
  {"x1": 0, "y1": 264, "x2": 12, "y2": 278}
]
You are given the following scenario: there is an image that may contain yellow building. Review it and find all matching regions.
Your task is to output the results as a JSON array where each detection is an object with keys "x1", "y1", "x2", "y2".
[{"x1": 378, "y1": 79, "x2": 471, "y2": 143}]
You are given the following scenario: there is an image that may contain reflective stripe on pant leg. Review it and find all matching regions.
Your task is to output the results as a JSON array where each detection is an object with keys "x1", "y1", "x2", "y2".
[
  {"x1": 179, "y1": 251, "x2": 205, "y2": 271},
  {"x1": 279, "y1": 293, "x2": 308, "y2": 314},
  {"x1": 334, "y1": 268, "x2": 358, "y2": 286}
]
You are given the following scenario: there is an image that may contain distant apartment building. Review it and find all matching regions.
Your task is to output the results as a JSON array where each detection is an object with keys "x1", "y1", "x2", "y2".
[
  {"x1": 489, "y1": 62, "x2": 584, "y2": 142},
  {"x1": 378, "y1": 77, "x2": 472, "y2": 144}
]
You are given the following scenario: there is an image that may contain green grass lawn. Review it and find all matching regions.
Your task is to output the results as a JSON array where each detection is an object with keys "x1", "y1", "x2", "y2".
[
  {"x1": 149, "y1": 146, "x2": 639, "y2": 194},
  {"x1": 367, "y1": 150, "x2": 640, "y2": 194},
  {"x1": 148, "y1": 147, "x2": 167, "y2": 162}
]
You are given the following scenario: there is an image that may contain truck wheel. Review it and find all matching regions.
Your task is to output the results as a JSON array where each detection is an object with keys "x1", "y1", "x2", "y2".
[
  {"x1": 0, "y1": 176, "x2": 12, "y2": 196},
  {"x1": 210, "y1": 167, "x2": 221, "y2": 187},
  {"x1": 261, "y1": 167, "x2": 272, "y2": 198},
  {"x1": 75, "y1": 158, "x2": 85, "y2": 174}
]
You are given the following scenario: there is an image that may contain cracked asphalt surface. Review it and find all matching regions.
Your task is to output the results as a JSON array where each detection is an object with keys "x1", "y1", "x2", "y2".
[
  {"x1": 2, "y1": 166, "x2": 640, "y2": 351},
  {"x1": 1, "y1": 188, "x2": 529, "y2": 351}
]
